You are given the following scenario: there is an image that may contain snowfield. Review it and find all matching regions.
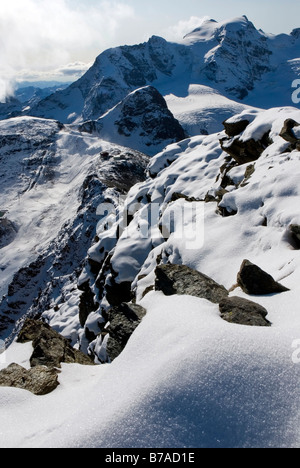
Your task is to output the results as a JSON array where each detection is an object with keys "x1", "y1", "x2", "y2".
[{"x1": 1, "y1": 290, "x2": 300, "y2": 448}]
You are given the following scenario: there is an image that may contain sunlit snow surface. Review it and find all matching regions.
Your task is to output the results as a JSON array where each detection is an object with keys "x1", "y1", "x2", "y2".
[{"x1": 1, "y1": 291, "x2": 300, "y2": 448}]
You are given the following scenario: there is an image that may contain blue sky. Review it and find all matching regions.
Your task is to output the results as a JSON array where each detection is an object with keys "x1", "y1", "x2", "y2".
[
  {"x1": 0, "y1": 0, "x2": 298, "y2": 96},
  {"x1": 123, "y1": 0, "x2": 300, "y2": 35}
]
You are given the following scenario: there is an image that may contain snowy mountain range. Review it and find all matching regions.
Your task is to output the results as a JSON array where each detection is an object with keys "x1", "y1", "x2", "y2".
[{"x1": 1, "y1": 15, "x2": 300, "y2": 448}]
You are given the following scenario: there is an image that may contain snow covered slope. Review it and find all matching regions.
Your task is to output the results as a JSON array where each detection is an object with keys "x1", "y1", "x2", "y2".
[
  {"x1": 0, "y1": 116, "x2": 149, "y2": 342},
  {"x1": 75, "y1": 106, "x2": 300, "y2": 352},
  {"x1": 1, "y1": 106, "x2": 300, "y2": 448}
]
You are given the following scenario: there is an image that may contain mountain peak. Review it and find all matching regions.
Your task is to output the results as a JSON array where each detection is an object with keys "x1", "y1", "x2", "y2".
[{"x1": 183, "y1": 15, "x2": 257, "y2": 43}]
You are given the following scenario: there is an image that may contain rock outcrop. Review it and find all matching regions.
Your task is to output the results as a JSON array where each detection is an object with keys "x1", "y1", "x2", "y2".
[
  {"x1": 237, "y1": 260, "x2": 289, "y2": 295},
  {"x1": 0, "y1": 319, "x2": 96, "y2": 395},
  {"x1": 223, "y1": 119, "x2": 250, "y2": 137},
  {"x1": 219, "y1": 296, "x2": 271, "y2": 327},
  {"x1": 0, "y1": 218, "x2": 18, "y2": 249},
  {"x1": 0, "y1": 363, "x2": 59, "y2": 396},
  {"x1": 94, "y1": 86, "x2": 186, "y2": 156},
  {"x1": 17, "y1": 318, "x2": 94, "y2": 368},
  {"x1": 102, "y1": 303, "x2": 147, "y2": 362},
  {"x1": 155, "y1": 264, "x2": 229, "y2": 304},
  {"x1": 220, "y1": 131, "x2": 272, "y2": 165}
]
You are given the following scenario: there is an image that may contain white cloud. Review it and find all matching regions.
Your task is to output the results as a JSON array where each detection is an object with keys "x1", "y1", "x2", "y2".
[
  {"x1": 14, "y1": 61, "x2": 93, "y2": 84},
  {"x1": 0, "y1": 0, "x2": 136, "y2": 100},
  {"x1": 163, "y1": 16, "x2": 211, "y2": 41}
]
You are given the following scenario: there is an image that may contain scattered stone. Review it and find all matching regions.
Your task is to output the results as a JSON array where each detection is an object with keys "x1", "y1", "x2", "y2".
[
  {"x1": 155, "y1": 264, "x2": 228, "y2": 304},
  {"x1": 219, "y1": 296, "x2": 271, "y2": 327},
  {"x1": 217, "y1": 204, "x2": 238, "y2": 218},
  {"x1": 0, "y1": 363, "x2": 59, "y2": 395},
  {"x1": 17, "y1": 318, "x2": 94, "y2": 368},
  {"x1": 237, "y1": 259, "x2": 289, "y2": 295},
  {"x1": 103, "y1": 303, "x2": 147, "y2": 361}
]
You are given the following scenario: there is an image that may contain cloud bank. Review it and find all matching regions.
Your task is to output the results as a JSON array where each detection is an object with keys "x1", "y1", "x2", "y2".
[
  {"x1": 0, "y1": 0, "x2": 136, "y2": 100},
  {"x1": 0, "y1": 1, "x2": 214, "y2": 103}
]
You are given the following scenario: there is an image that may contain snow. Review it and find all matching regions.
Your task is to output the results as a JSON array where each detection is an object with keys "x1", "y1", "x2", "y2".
[
  {"x1": 0, "y1": 341, "x2": 33, "y2": 371},
  {"x1": 164, "y1": 84, "x2": 253, "y2": 136},
  {"x1": 1, "y1": 291, "x2": 300, "y2": 448},
  {"x1": 0, "y1": 117, "x2": 142, "y2": 299}
]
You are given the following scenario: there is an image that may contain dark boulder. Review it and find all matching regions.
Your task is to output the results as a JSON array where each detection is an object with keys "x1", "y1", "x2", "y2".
[
  {"x1": 103, "y1": 303, "x2": 147, "y2": 361},
  {"x1": 219, "y1": 296, "x2": 271, "y2": 327},
  {"x1": 237, "y1": 260, "x2": 289, "y2": 295},
  {"x1": 155, "y1": 264, "x2": 228, "y2": 304},
  {"x1": 17, "y1": 318, "x2": 94, "y2": 368},
  {"x1": 223, "y1": 119, "x2": 250, "y2": 137},
  {"x1": 220, "y1": 131, "x2": 272, "y2": 165},
  {"x1": 0, "y1": 363, "x2": 59, "y2": 395}
]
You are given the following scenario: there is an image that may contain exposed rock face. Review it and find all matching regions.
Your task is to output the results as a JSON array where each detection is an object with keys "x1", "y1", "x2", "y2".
[
  {"x1": 155, "y1": 264, "x2": 228, "y2": 304},
  {"x1": 237, "y1": 260, "x2": 289, "y2": 295},
  {"x1": 113, "y1": 86, "x2": 185, "y2": 140},
  {"x1": 95, "y1": 86, "x2": 186, "y2": 156},
  {"x1": 17, "y1": 318, "x2": 94, "y2": 368},
  {"x1": 0, "y1": 218, "x2": 18, "y2": 249},
  {"x1": 105, "y1": 280, "x2": 133, "y2": 307},
  {"x1": 0, "y1": 363, "x2": 59, "y2": 395},
  {"x1": 78, "y1": 281, "x2": 98, "y2": 327},
  {"x1": 220, "y1": 131, "x2": 272, "y2": 165},
  {"x1": 103, "y1": 303, "x2": 147, "y2": 361},
  {"x1": 219, "y1": 296, "x2": 271, "y2": 327}
]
